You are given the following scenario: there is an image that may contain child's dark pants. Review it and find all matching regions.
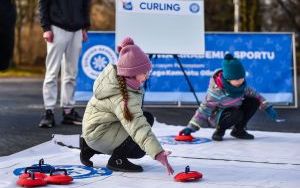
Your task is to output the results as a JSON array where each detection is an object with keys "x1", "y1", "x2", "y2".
[
  {"x1": 80, "y1": 111, "x2": 154, "y2": 170},
  {"x1": 219, "y1": 97, "x2": 260, "y2": 130},
  {"x1": 212, "y1": 97, "x2": 260, "y2": 141},
  {"x1": 107, "y1": 111, "x2": 154, "y2": 172},
  {"x1": 111, "y1": 111, "x2": 154, "y2": 159}
]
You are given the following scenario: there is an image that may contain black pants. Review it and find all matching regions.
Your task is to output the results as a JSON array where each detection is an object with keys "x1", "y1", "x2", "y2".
[
  {"x1": 111, "y1": 111, "x2": 154, "y2": 159},
  {"x1": 0, "y1": 2, "x2": 16, "y2": 70},
  {"x1": 218, "y1": 97, "x2": 260, "y2": 131}
]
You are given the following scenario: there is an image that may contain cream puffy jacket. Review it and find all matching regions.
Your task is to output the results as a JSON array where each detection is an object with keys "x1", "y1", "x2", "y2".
[{"x1": 82, "y1": 64, "x2": 163, "y2": 159}]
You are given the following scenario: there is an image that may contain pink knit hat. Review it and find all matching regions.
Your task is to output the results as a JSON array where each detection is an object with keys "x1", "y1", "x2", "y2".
[{"x1": 116, "y1": 37, "x2": 152, "y2": 77}]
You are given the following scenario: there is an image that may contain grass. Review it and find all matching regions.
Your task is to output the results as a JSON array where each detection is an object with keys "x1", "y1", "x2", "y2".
[{"x1": 0, "y1": 67, "x2": 44, "y2": 78}]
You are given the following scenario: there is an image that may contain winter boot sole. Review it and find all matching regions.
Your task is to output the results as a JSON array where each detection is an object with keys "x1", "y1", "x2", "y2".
[
  {"x1": 230, "y1": 131, "x2": 254, "y2": 140},
  {"x1": 106, "y1": 164, "x2": 143, "y2": 172},
  {"x1": 212, "y1": 134, "x2": 223, "y2": 141}
]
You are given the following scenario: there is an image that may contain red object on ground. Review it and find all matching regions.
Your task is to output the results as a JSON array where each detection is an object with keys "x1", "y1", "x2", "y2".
[
  {"x1": 19, "y1": 172, "x2": 47, "y2": 180},
  {"x1": 175, "y1": 134, "x2": 194, "y2": 142},
  {"x1": 174, "y1": 166, "x2": 203, "y2": 182},
  {"x1": 19, "y1": 167, "x2": 47, "y2": 180},
  {"x1": 17, "y1": 172, "x2": 47, "y2": 187},
  {"x1": 45, "y1": 169, "x2": 73, "y2": 185}
]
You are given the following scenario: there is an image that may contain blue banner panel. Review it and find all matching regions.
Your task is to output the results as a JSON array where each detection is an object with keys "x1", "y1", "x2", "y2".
[
  {"x1": 75, "y1": 32, "x2": 296, "y2": 106},
  {"x1": 76, "y1": 32, "x2": 116, "y2": 101}
]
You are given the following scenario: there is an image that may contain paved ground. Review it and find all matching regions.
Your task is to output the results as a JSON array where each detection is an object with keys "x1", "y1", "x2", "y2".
[{"x1": 0, "y1": 78, "x2": 299, "y2": 157}]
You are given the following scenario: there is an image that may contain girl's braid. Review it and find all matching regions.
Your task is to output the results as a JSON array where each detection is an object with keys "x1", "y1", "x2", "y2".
[{"x1": 116, "y1": 75, "x2": 133, "y2": 121}]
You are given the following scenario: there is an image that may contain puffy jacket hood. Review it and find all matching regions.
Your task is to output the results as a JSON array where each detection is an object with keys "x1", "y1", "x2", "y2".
[{"x1": 93, "y1": 64, "x2": 142, "y2": 100}]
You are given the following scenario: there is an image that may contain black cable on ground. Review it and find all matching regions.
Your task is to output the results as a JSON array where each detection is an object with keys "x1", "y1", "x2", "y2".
[{"x1": 54, "y1": 141, "x2": 300, "y2": 166}]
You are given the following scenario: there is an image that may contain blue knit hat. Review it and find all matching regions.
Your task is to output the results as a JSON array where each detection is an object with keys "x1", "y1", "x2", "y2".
[{"x1": 222, "y1": 54, "x2": 245, "y2": 80}]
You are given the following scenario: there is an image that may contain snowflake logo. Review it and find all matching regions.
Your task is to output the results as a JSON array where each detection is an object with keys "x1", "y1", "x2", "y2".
[
  {"x1": 91, "y1": 55, "x2": 108, "y2": 71},
  {"x1": 82, "y1": 45, "x2": 118, "y2": 79}
]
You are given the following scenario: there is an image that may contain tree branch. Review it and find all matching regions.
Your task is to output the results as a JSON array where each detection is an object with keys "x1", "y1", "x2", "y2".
[{"x1": 276, "y1": 0, "x2": 300, "y2": 31}]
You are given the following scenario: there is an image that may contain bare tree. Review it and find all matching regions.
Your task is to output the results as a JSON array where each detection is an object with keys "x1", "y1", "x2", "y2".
[
  {"x1": 15, "y1": 0, "x2": 38, "y2": 65},
  {"x1": 240, "y1": 0, "x2": 261, "y2": 31},
  {"x1": 275, "y1": 0, "x2": 300, "y2": 31},
  {"x1": 261, "y1": 0, "x2": 300, "y2": 32},
  {"x1": 204, "y1": 0, "x2": 234, "y2": 31}
]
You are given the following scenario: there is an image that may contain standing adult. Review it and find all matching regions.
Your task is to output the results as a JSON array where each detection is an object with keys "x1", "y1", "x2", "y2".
[{"x1": 38, "y1": 0, "x2": 91, "y2": 128}]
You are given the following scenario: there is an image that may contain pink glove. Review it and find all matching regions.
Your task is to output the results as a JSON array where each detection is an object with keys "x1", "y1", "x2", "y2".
[{"x1": 155, "y1": 150, "x2": 174, "y2": 175}]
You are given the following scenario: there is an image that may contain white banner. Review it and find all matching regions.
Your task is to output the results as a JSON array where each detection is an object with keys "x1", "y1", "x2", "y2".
[
  {"x1": 116, "y1": 0, "x2": 205, "y2": 55},
  {"x1": 118, "y1": 0, "x2": 203, "y2": 16}
]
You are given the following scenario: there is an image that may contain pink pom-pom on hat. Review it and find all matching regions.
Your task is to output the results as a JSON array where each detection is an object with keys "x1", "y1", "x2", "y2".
[
  {"x1": 116, "y1": 37, "x2": 152, "y2": 77},
  {"x1": 117, "y1": 37, "x2": 134, "y2": 53}
]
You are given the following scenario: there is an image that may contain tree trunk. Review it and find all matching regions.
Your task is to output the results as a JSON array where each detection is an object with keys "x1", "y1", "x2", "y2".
[{"x1": 240, "y1": 0, "x2": 261, "y2": 31}]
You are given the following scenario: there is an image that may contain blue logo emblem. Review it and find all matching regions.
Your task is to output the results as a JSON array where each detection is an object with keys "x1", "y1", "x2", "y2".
[
  {"x1": 122, "y1": 0, "x2": 133, "y2": 10},
  {"x1": 90, "y1": 54, "x2": 109, "y2": 72},
  {"x1": 158, "y1": 136, "x2": 211, "y2": 145},
  {"x1": 13, "y1": 165, "x2": 112, "y2": 179},
  {"x1": 189, "y1": 3, "x2": 200, "y2": 13},
  {"x1": 82, "y1": 45, "x2": 117, "y2": 79}
]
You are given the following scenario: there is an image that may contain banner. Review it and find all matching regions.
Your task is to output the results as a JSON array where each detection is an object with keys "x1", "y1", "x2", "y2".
[
  {"x1": 75, "y1": 32, "x2": 296, "y2": 106},
  {"x1": 116, "y1": 0, "x2": 205, "y2": 55},
  {"x1": 76, "y1": 32, "x2": 117, "y2": 101}
]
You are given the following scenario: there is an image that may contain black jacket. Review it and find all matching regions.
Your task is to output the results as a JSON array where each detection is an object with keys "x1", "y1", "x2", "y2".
[{"x1": 38, "y1": 0, "x2": 91, "y2": 32}]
